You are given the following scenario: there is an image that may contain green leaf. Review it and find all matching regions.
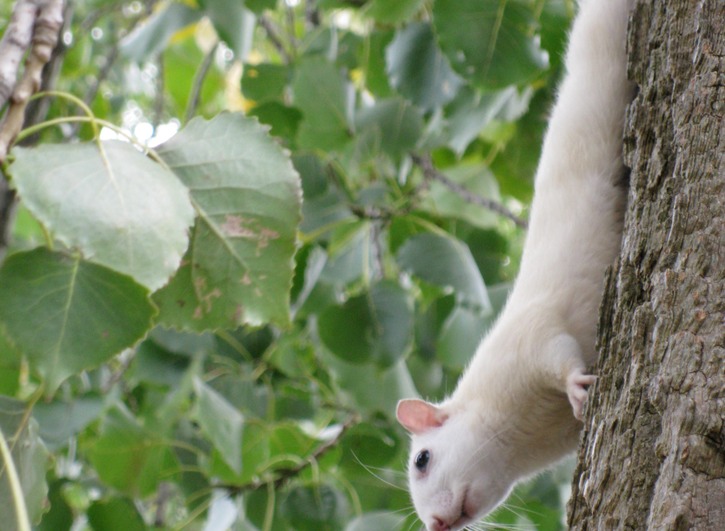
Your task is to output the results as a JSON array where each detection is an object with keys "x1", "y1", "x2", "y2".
[
  {"x1": 194, "y1": 378, "x2": 245, "y2": 475},
  {"x1": 366, "y1": 0, "x2": 425, "y2": 24},
  {"x1": 437, "y1": 305, "x2": 487, "y2": 369},
  {"x1": 246, "y1": 0, "x2": 277, "y2": 14},
  {"x1": 36, "y1": 480, "x2": 73, "y2": 531},
  {"x1": 248, "y1": 101, "x2": 303, "y2": 143},
  {"x1": 165, "y1": 38, "x2": 227, "y2": 119},
  {"x1": 120, "y1": 3, "x2": 202, "y2": 62},
  {"x1": 362, "y1": 30, "x2": 394, "y2": 98},
  {"x1": 433, "y1": 0, "x2": 548, "y2": 88},
  {"x1": 324, "y1": 356, "x2": 419, "y2": 415},
  {"x1": 87, "y1": 497, "x2": 146, "y2": 531},
  {"x1": 0, "y1": 249, "x2": 157, "y2": 393},
  {"x1": 200, "y1": 0, "x2": 256, "y2": 60},
  {"x1": 346, "y1": 512, "x2": 405, "y2": 531},
  {"x1": 293, "y1": 57, "x2": 351, "y2": 151},
  {"x1": 397, "y1": 233, "x2": 491, "y2": 311},
  {"x1": 386, "y1": 23, "x2": 463, "y2": 110},
  {"x1": 153, "y1": 113, "x2": 302, "y2": 330},
  {"x1": 354, "y1": 97, "x2": 423, "y2": 160},
  {"x1": 33, "y1": 397, "x2": 104, "y2": 451},
  {"x1": 9, "y1": 141, "x2": 195, "y2": 291},
  {"x1": 0, "y1": 331, "x2": 20, "y2": 396},
  {"x1": 0, "y1": 397, "x2": 50, "y2": 528},
  {"x1": 280, "y1": 485, "x2": 348, "y2": 531},
  {"x1": 133, "y1": 338, "x2": 193, "y2": 387},
  {"x1": 89, "y1": 404, "x2": 178, "y2": 497},
  {"x1": 318, "y1": 280, "x2": 413, "y2": 367},
  {"x1": 444, "y1": 86, "x2": 534, "y2": 154},
  {"x1": 242, "y1": 63, "x2": 290, "y2": 102},
  {"x1": 340, "y1": 423, "x2": 398, "y2": 470}
]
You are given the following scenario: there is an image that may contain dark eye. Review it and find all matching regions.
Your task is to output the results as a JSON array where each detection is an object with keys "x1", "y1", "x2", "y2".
[{"x1": 414, "y1": 450, "x2": 430, "y2": 472}]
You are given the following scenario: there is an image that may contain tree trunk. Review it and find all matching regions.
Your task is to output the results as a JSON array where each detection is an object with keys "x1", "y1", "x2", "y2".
[{"x1": 567, "y1": 0, "x2": 724, "y2": 529}]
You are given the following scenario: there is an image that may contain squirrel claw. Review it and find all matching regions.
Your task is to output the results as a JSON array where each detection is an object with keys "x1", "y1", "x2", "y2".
[{"x1": 566, "y1": 368, "x2": 597, "y2": 420}]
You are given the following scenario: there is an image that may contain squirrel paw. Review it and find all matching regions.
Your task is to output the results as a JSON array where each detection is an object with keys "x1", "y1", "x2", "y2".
[{"x1": 566, "y1": 368, "x2": 597, "y2": 420}]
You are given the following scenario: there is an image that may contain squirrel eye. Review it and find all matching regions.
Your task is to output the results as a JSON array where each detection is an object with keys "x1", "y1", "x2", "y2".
[{"x1": 414, "y1": 450, "x2": 430, "y2": 472}]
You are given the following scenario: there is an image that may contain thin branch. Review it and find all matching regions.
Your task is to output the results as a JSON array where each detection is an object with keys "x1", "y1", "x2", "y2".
[
  {"x1": 411, "y1": 153, "x2": 528, "y2": 229},
  {"x1": 258, "y1": 14, "x2": 291, "y2": 64},
  {"x1": 153, "y1": 52, "x2": 165, "y2": 130},
  {"x1": 22, "y1": 0, "x2": 72, "y2": 144},
  {"x1": 0, "y1": 169, "x2": 16, "y2": 262},
  {"x1": 0, "y1": 0, "x2": 64, "y2": 161},
  {"x1": 185, "y1": 41, "x2": 218, "y2": 123},
  {"x1": 0, "y1": 0, "x2": 39, "y2": 108}
]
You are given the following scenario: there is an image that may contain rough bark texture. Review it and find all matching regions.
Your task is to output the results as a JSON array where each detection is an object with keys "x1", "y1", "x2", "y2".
[{"x1": 568, "y1": 0, "x2": 724, "y2": 529}]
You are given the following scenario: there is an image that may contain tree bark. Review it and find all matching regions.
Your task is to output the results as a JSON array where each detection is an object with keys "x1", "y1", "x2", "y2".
[{"x1": 568, "y1": 0, "x2": 724, "y2": 529}]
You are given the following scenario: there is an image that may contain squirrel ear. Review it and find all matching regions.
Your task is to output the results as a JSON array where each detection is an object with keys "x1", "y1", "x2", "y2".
[{"x1": 396, "y1": 399, "x2": 447, "y2": 434}]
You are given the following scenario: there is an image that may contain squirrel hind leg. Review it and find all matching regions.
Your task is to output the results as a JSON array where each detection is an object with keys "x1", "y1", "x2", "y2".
[{"x1": 566, "y1": 368, "x2": 597, "y2": 420}]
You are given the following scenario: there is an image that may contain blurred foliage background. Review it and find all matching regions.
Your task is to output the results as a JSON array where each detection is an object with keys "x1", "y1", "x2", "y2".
[{"x1": 0, "y1": 0, "x2": 577, "y2": 529}]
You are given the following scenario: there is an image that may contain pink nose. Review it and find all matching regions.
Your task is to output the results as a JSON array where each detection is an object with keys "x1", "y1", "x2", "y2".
[{"x1": 431, "y1": 516, "x2": 450, "y2": 531}]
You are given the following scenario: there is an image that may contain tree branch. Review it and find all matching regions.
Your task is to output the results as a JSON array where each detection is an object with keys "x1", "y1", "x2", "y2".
[
  {"x1": 258, "y1": 14, "x2": 291, "y2": 64},
  {"x1": 411, "y1": 153, "x2": 528, "y2": 229},
  {"x1": 0, "y1": 0, "x2": 64, "y2": 161},
  {"x1": 185, "y1": 42, "x2": 218, "y2": 123},
  {"x1": 0, "y1": 0, "x2": 39, "y2": 109}
]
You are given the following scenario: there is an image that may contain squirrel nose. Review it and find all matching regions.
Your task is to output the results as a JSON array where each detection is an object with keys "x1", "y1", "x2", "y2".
[{"x1": 431, "y1": 516, "x2": 450, "y2": 531}]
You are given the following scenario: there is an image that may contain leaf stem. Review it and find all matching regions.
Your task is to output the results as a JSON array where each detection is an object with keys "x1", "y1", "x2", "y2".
[{"x1": 0, "y1": 426, "x2": 31, "y2": 531}]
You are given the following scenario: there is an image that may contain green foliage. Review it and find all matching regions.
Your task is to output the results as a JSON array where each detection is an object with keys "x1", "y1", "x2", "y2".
[{"x1": 0, "y1": 0, "x2": 574, "y2": 529}]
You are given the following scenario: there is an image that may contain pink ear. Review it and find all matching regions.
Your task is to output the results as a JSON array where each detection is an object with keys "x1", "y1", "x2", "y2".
[{"x1": 396, "y1": 399, "x2": 447, "y2": 434}]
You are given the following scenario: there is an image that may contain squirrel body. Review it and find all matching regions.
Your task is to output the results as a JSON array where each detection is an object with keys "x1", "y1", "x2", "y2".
[{"x1": 396, "y1": 1, "x2": 636, "y2": 529}]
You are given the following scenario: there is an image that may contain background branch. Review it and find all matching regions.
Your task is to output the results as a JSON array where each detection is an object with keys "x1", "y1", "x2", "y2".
[
  {"x1": 0, "y1": 0, "x2": 65, "y2": 161},
  {"x1": 411, "y1": 153, "x2": 528, "y2": 229},
  {"x1": 185, "y1": 41, "x2": 219, "y2": 123}
]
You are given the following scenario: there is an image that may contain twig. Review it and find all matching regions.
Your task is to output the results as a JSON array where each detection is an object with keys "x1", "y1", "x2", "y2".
[
  {"x1": 411, "y1": 153, "x2": 528, "y2": 229},
  {"x1": 0, "y1": 0, "x2": 64, "y2": 162},
  {"x1": 153, "y1": 52, "x2": 165, "y2": 130},
  {"x1": 258, "y1": 14, "x2": 291, "y2": 64},
  {"x1": 185, "y1": 41, "x2": 218, "y2": 123}
]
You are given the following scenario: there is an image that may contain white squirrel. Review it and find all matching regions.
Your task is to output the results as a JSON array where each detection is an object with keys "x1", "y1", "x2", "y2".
[{"x1": 396, "y1": 0, "x2": 636, "y2": 529}]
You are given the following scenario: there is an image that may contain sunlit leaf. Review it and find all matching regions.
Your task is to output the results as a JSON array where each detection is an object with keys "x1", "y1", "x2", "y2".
[
  {"x1": 153, "y1": 113, "x2": 302, "y2": 330},
  {"x1": 9, "y1": 141, "x2": 195, "y2": 291}
]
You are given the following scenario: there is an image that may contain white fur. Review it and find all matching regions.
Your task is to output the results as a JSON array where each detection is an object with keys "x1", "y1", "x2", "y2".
[{"x1": 398, "y1": 1, "x2": 635, "y2": 529}]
